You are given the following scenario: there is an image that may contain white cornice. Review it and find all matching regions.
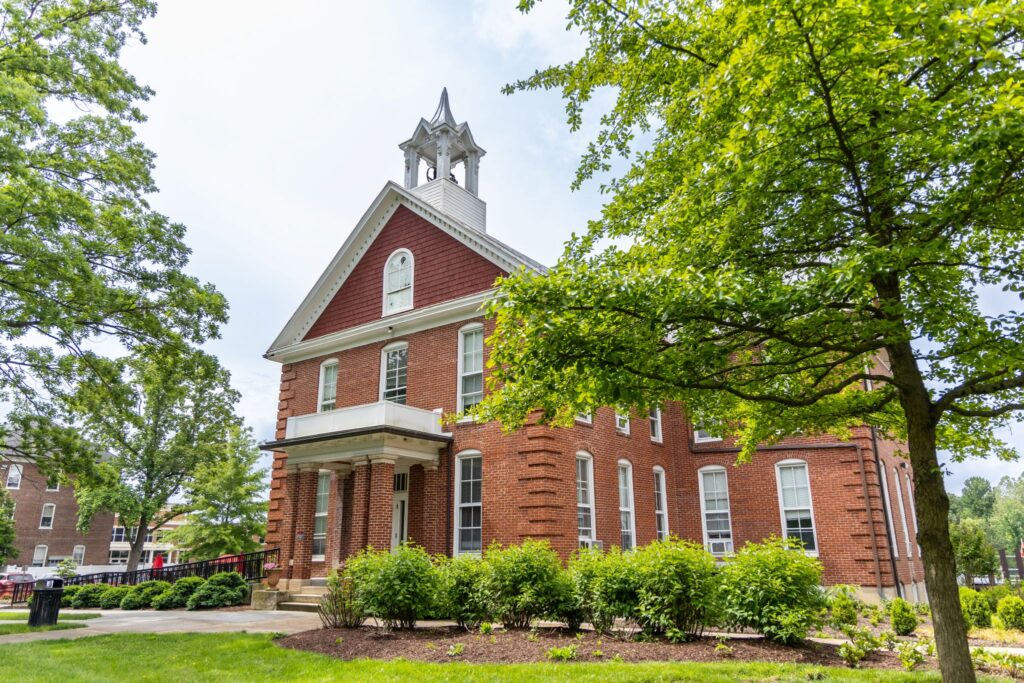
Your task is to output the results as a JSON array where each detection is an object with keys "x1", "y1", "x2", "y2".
[{"x1": 265, "y1": 289, "x2": 493, "y2": 364}]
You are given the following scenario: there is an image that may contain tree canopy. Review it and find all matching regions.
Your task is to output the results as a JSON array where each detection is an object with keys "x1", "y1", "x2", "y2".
[
  {"x1": 0, "y1": 486, "x2": 15, "y2": 564},
  {"x1": 0, "y1": 0, "x2": 226, "y2": 469},
  {"x1": 477, "y1": 1, "x2": 1024, "y2": 679},
  {"x1": 162, "y1": 429, "x2": 268, "y2": 562}
]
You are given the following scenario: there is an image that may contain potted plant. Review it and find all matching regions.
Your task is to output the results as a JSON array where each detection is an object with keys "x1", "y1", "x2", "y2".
[{"x1": 264, "y1": 562, "x2": 282, "y2": 589}]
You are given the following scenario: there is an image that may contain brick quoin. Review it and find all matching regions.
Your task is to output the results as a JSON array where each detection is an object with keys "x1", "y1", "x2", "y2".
[{"x1": 264, "y1": 191, "x2": 924, "y2": 600}]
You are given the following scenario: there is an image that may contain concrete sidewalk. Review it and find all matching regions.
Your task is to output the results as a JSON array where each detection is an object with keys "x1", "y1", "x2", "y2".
[{"x1": 0, "y1": 608, "x2": 321, "y2": 645}]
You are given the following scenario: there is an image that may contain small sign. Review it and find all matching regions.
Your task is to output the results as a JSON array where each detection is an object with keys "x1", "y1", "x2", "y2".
[{"x1": 295, "y1": 533, "x2": 305, "y2": 541}]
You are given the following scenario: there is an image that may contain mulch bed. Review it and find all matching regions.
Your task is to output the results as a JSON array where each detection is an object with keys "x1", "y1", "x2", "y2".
[{"x1": 278, "y1": 625, "x2": 913, "y2": 669}]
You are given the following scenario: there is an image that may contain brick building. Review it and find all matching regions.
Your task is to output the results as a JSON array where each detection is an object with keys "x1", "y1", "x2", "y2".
[
  {"x1": 264, "y1": 91, "x2": 925, "y2": 602},
  {"x1": 2, "y1": 457, "x2": 114, "y2": 568}
]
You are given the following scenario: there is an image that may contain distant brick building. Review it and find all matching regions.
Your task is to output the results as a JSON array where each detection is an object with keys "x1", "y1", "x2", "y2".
[
  {"x1": 2, "y1": 458, "x2": 114, "y2": 568},
  {"x1": 264, "y1": 91, "x2": 925, "y2": 602}
]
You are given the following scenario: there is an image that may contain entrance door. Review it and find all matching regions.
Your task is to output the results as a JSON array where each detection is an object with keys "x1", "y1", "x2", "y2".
[{"x1": 391, "y1": 470, "x2": 409, "y2": 550}]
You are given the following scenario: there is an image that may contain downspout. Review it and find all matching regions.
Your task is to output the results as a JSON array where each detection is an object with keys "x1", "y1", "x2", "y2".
[
  {"x1": 855, "y1": 443, "x2": 885, "y2": 601},
  {"x1": 871, "y1": 426, "x2": 903, "y2": 599},
  {"x1": 445, "y1": 443, "x2": 453, "y2": 556}
]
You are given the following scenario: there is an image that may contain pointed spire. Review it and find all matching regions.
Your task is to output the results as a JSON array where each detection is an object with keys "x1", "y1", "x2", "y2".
[{"x1": 430, "y1": 87, "x2": 457, "y2": 128}]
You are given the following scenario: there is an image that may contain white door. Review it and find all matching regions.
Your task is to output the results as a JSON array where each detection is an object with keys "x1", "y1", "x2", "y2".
[{"x1": 391, "y1": 471, "x2": 409, "y2": 550}]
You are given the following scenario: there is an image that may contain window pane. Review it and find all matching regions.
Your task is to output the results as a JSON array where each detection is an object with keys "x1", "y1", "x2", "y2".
[
  {"x1": 620, "y1": 512, "x2": 633, "y2": 550},
  {"x1": 383, "y1": 348, "x2": 408, "y2": 403},
  {"x1": 320, "y1": 364, "x2": 338, "y2": 410}
]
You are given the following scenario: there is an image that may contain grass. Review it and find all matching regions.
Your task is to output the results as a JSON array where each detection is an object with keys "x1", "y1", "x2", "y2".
[
  {"x1": 0, "y1": 612, "x2": 100, "y2": 621},
  {"x1": 0, "y1": 632, "x2": 1010, "y2": 682},
  {"x1": 0, "y1": 622, "x2": 86, "y2": 636}
]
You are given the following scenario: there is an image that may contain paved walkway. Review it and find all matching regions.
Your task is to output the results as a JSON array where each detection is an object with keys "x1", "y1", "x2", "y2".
[{"x1": 0, "y1": 608, "x2": 321, "y2": 645}]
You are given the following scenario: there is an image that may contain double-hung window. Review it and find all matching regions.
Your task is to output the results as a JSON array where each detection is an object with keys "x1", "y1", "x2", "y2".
[
  {"x1": 699, "y1": 467, "x2": 734, "y2": 555},
  {"x1": 615, "y1": 412, "x2": 630, "y2": 435},
  {"x1": 383, "y1": 249, "x2": 414, "y2": 315},
  {"x1": 5, "y1": 464, "x2": 22, "y2": 489},
  {"x1": 109, "y1": 549, "x2": 129, "y2": 564},
  {"x1": 653, "y1": 466, "x2": 669, "y2": 541},
  {"x1": 111, "y1": 526, "x2": 126, "y2": 543},
  {"x1": 312, "y1": 471, "x2": 330, "y2": 560},
  {"x1": 694, "y1": 426, "x2": 721, "y2": 443},
  {"x1": 879, "y1": 466, "x2": 899, "y2": 558},
  {"x1": 39, "y1": 504, "x2": 55, "y2": 529},
  {"x1": 776, "y1": 460, "x2": 817, "y2": 553},
  {"x1": 894, "y1": 468, "x2": 913, "y2": 558},
  {"x1": 617, "y1": 460, "x2": 636, "y2": 550},
  {"x1": 649, "y1": 407, "x2": 662, "y2": 443},
  {"x1": 45, "y1": 476, "x2": 59, "y2": 492},
  {"x1": 381, "y1": 343, "x2": 408, "y2": 404},
  {"x1": 318, "y1": 361, "x2": 338, "y2": 412},
  {"x1": 458, "y1": 325, "x2": 484, "y2": 411},
  {"x1": 72, "y1": 545, "x2": 86, "y2": 565},
  {"x1": 455, "y1": 453, "x2": 483, "y2": 554},
  {"x1": 32, "y1": 545, "x2": 47, "y2": 567},
  {"x1": 576, "y1": 453, "x2": 596, "y2": 548}
]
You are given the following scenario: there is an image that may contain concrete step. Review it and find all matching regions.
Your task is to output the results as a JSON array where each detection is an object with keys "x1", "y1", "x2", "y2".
[
  {"x1": 278, "y1": 601, "x2": 320, "y2": 613},
  {"x1": 289, "y1": 593, "x2": 325, "y2": 604}
]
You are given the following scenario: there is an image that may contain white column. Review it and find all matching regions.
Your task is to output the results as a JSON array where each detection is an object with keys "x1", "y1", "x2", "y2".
[{"x1": 404, "y1": 148, "x2": 419, "y2": 188}]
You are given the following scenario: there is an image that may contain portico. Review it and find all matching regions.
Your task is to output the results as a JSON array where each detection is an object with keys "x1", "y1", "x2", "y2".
[{"x1": 265, "y1": 401, "x2": 451, "y2": 588}]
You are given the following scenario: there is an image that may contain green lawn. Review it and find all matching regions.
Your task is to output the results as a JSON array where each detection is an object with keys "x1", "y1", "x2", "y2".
[
  {"x1": 0, "y1": 612, "x2": 100, "y2": 620},
  {"x1": 0, "y1": 622, "x2": 85, "y2": 636},
  {"x1": 0, "y1": 632, "x2": 1007, "y2": 682}
]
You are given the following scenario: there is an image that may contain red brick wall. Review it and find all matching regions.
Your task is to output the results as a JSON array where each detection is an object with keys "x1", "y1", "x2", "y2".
[
  {"x1": 2, "y1": 461, "x2": 114, "y2": 567},
  {"x1": 304, "y1": 206, "x2": 505, "y2": 341}
]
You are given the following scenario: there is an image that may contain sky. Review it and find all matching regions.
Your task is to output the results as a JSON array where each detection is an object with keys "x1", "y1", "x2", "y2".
[{"x1": 113, "y1": 1, "x2": 1021, "y2": 494}]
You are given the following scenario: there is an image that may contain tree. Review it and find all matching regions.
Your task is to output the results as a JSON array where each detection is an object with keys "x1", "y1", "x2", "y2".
[
  {"x1": 991, "y1": 475, "x2": 1024, "y2": 551},
  {"x1": 480, "y1": 2, "x2": 1024, "y2": 679},
  {"x1": 162, "y1": 429, "x2": 268, "y2": 561},
  {"x1": 0, "y1": 486, "x2": 16, "y2": 565},
  {"x1": 959, "y1": 477, "x2": 997, "y2": 521},
  {"x1": 950, "y1": 520, "x2": 999, "y2": 585},
  {"x1": 0, "y1": 1, "x2": 226, "y2": 469},
  {"x1": 68, "y1": 349, "x2": 240, "y2": 571}
]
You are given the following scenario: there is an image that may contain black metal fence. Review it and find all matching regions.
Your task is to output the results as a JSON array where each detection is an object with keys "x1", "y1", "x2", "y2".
[{"x1": 8, "y1": 548, "x2": 280, "y2": 605}]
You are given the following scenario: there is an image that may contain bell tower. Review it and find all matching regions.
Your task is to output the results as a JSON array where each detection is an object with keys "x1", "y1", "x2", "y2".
[{"x1": 399, "y1": 88, "x2": 486, "y2": 196}]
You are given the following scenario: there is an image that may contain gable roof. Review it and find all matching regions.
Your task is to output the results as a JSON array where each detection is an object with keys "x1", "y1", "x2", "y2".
[{"x1": 266, "y1": 181, "x2": 545, "y2": 356}]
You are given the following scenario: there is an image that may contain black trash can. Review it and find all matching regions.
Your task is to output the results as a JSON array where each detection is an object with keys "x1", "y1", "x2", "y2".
[{"x1": 28, "y1": 577, "x2": 63, "y2": 627}]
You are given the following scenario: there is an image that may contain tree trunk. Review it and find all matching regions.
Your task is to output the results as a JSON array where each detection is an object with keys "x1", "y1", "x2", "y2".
[
  {"x1": 126, "y1": 519, "x2": 149, "y2": 573},
  {"x1": 889, "y1": 341, "x2": 976, "y2": 682}
]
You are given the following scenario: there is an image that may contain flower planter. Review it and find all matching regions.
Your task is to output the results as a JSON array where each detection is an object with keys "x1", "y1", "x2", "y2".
[{"x1": 266, "y1": 568, "x2": 283, "y2": 589}]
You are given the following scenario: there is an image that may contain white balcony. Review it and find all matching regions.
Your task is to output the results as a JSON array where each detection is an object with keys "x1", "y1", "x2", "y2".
[{"x1": 284, "y1": 401, "x2": 445, "y2": 441}]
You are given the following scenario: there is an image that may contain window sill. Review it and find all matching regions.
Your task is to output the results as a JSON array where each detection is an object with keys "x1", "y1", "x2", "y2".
[
  {"x1": 615, "y1": 430, "x2": 631, "y2": 437},
  {"x1": 381, "y1": 306, "x2": 413, "y2": 318},
  {"x1": 651, "y1": 438, "x2": 663, "y2": 445}
]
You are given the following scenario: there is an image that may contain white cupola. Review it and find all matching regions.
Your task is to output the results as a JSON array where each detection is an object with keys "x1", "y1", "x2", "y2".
[{"x1": 399, "y1": 89, "x2": 487, "y2": 232}]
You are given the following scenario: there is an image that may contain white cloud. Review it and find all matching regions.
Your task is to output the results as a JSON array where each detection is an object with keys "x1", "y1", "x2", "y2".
[{"x1": 471, "y1": 0, "x2": 585, "y2": 63}]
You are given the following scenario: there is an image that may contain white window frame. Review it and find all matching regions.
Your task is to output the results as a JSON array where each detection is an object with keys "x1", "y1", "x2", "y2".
[
  {"x1": 454, "y1": 450, "x2": 483, "y2": 556},
  {"x1": 45, "y1": 476, "x2": 59, "y2": 492},
  {"x1": 382, "y1": 248, "x2": 414, "y2": 316},
  {"x1": 5, "y1": 463, "x2": 22, "y2": 489},
  {"x1": 694, "y1": 426, "x2": 722, "y2": 443},
  {"x1": 653, "y1": 466, "x2": 669, "y2": 541},
  {"x1": 111, "y1": 526, "x2": 126, "y2": 543},
  {"x1": 775, "y1": 459, "x2": 818, "y2": 555},
  {"x1": 615, "y1": 411, "x2": 630, "y2": 435},
  {"x1": 379, "y1": 342, "x2": 409, "y2": 404},
  {"x1": 894, "y1": 467, "x2": 913, "y2": 559},
  {"x1": 649, "y1": 406, "x2": 663, "y2": 443},
  {"x1": 109, "y1": 549, "x2": 129, "y2": 565},
  {"x1": 39, "y1": 503, "x2": 55, "y2": 529},
  {"x1": 457, "y1": 323, "x2": 485, "y2": 413},
  {"x1": 32, "y1": 545, "x2": 47, "y2": 567},
  {"x1": 878, "y1": 464, "x2": 899, "y2": 558},
  {"x1": 576, "y1": 452, "x2": 596, "y2": 548},
  {"x1": 698, "y1": 466, "x2": 735, "y2": 555},
  {"x1": 575, "y1": 413, "x2": 592, "y2": 425},
  {"x1": 72, "y1": 545, "x2": 85, "y2": 565},
  {"x1": 318, "y1": 359, "x2": 339, "y2": 413},
  {"x1": 617, "y1": 459, "x2": 636, "y2": 550},
  {"x1": 906, "y1": 473, "x2": 921, "y2": 555},
  {"x1": 312, "y1": 471, "x2": 330, "y2": 561}
]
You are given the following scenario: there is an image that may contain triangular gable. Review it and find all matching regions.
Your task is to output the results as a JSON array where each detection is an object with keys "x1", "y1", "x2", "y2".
[{"x1": 266, "y1": 182, "x2": 543, "y2": 355}]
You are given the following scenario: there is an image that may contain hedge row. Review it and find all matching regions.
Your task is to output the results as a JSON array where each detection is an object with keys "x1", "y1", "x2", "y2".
[
  {"x1": 60, "y1": 572, "x2": 249, "y2": 611},
  {"x1": 963, "y1": 585, "x2": 1024, "y2": 632},
  {"x1": 327, "y1": 536, "x2": 827, "y2": 642}
]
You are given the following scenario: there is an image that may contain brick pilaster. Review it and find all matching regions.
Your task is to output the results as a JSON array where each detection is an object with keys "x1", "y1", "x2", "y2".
[
  {"x1": 407, "y1": 464, "x2": 425, "y2": 547},
  {"x1": 349, "y1": 463, "x2": 371, "y2": 554},
  {"x1": 340, "y1": 472, "x2": 355, "y2": 562},
  {"x1": 279, "y1": 466, "x2": 300, "y2": 579},
  {"x1": 291, "y1": 466, "x2": 319, "y2": 580},
  {"x1": 367, "y1": 459, "x2": 395, "y2": 551},
  {"x1": 421, "y1": 456, "x2": 448, "y2": 555}
]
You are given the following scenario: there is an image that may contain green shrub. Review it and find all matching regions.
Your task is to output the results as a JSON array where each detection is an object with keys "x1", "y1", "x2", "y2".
[
  {"x1": 60, "y1": 585, "x2": 83, "y2": 607},
  {"x1": 119, "y1": 580, "x2": 171, "y2": 610},
  {"x1": 720, "y1": 537, "x2": 826, "y2": 644},
  {"x1": 838, "y1": 626, "x2": 881, "y2": 668},
  {"x1": 983, "y1": 584, "x2": 1017, "y2": 612},
  {"x1": 888, "y1": 598, "x2": 918, "y2": 636},
  {"x1": 568, "y1": 546, "x2": 639, "y2": 635},
  {"x1": 318, "y1": 570, "x2": 364, "y2": 629},
  {"x1": 997, "y1": 595, "x2": 1024, "y2": 631},
  {"x1": 632, "y1": 539, "x2": 721, "y2": 641},
  {"x1": 186, "y1": 582, "x2": 246, "y2": 610},
  {"x1": 151, "y1": 577, "x2": 206, "y2": 610},
  {"x1": 72, "y1": 583, "x2": 111, "y2": 609},
  {"x1": 549, "y1": 569, "x2": 584, "y2": 631},
  {"x1": 828, "y1": 587, "x2": 859, "y2": 629},
  {"x1": 435, "y1": 554, "x2": 490, "y2": 630},
  {"x1": 346, "y1": 543, "x2": 437, "y2": 630},
  {"x1": 961, "y1": 586, "x2": 993, "y2": 629},
  {"x1": 483, "y1": 539, "x2": 563, "y2": 629},
  {"x1": 545, "y1": 644, "x2": 578, "y2": 661},
  {"x1": 99, "y1": 585, "x2": 131, "y2": 609}
]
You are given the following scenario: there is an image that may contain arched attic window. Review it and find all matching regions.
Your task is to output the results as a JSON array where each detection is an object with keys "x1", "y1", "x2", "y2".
[{"x1": 383, "y1": 249, "x2": 414, "y2": 316}]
